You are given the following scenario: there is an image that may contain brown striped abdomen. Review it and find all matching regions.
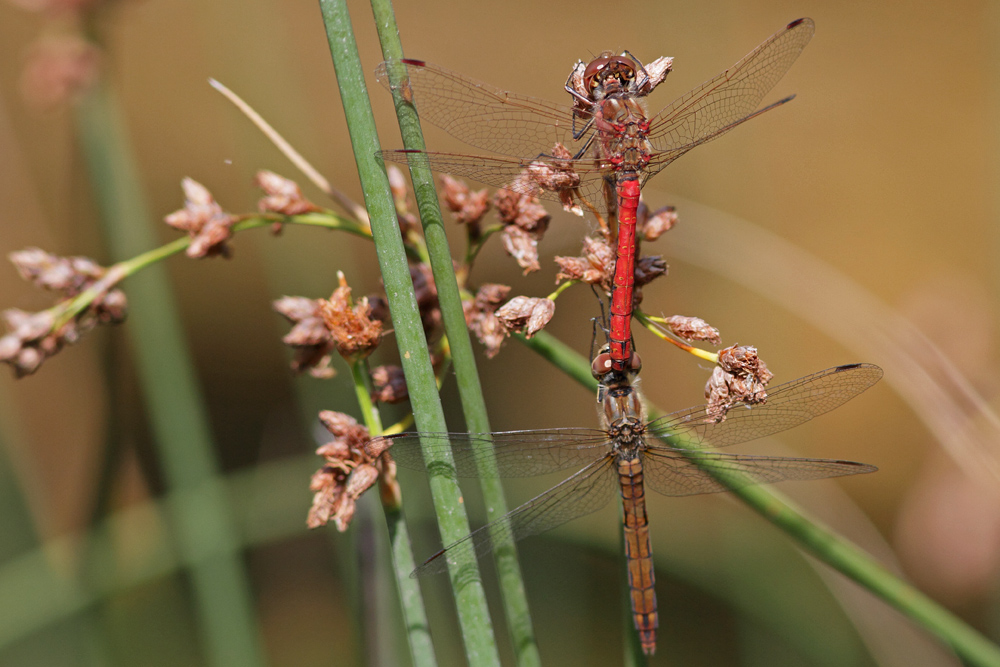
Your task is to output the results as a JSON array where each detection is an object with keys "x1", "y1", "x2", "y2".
[{"x1": 618, "y1": 455, "x2": 657, "y2": 655}]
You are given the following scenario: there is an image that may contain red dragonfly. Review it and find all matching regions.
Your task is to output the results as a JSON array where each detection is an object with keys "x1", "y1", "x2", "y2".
[
  {"x1": 365, "y1": 357, "x2": 880, "y2": 654},
  {"x1": 376, "y1": 18, "x2": 815, "y2": 372}
]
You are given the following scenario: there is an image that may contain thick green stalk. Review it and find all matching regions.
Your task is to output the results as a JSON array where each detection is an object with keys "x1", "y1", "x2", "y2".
[
  {"x1": 350, "y1": 362, "x2": 437, "y2": 667},
  {"x1": 316, "y1": 2, "x2": 500, "y2": 664},
  {"x1": 74, "y1": 79, "x2": 266, "y2": 667},
  {"x1": 367, "y1": 2, "x2": 540, "y2": 663},
  {"x1": 520, "y1": 332, "x2": 1000, "y2": 667}
]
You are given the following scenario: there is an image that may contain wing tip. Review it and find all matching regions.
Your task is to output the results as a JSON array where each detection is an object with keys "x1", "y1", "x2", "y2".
[
  {"x1": 787, "y1": 17, "x2": 814, "y2": 30},
  {"x1": 401, "y1": 57, "x2": 427, "y2": 67}
]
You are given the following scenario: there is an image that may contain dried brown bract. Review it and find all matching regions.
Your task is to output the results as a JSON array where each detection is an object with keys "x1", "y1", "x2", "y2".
[
  {"x1": 371, "y1": 365, "x2": 408, "y2": 404},
  {"x1": 496, "y1": 296, "x2": 554, "y2": 339},
  {"x1": 526, "y1": 143, "x2": 583, "y2": 215},
  {"x1": 255, "y1": 170, "x2": 322, "y2": 218},
  {"x1": 555, "y1": 236, "x2": 614, "y2": 289},
  {"x1": 318, "y1": 273, "x2": 383, "y2": 361},
  {"x1": 441, "y1": 175, "x2": 490, "y2": 227},
  {"x1": 164, "y1": 178, "x2": 237, "y2": 258},
  {"x1": 308, "y1": 411, "x2": 398, "y2": 530},
  {"x1": 464, "y1": 283, "x2": 510, "y2": 358},
  {"x1": 705, "y1": 345, "x2": 774, "y2": 422},
  {"x1": 637, "y1": 56, "x2": 673, "y2": 95},
  {"x1": 493, "y1": 187, "x2": 550, "y2": 234},
  {"x1": 501, "y1": 225, "x2": 540, "y2": 275},
  {"x1": 639, "y1": 203, "x2": 677, "y2": 242},
  {"x1": 663, "y1": 315, "x2": 721, "y2": 345},
  {"x1": 274, "y1": 295, "x2": 335, "y2": 378},
  {"x1": 634, "y1": 255, "x2": 667, "y2": 288}
]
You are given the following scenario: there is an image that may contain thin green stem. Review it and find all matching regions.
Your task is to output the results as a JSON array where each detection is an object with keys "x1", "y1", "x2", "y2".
[
  {"x1": 349, "y1": 360, "x2": 437, "y2": 667},
  {"x1": 368, "y1": 2, "x2": 540, "y2": 664},
  {"x1": 317, "y1": 1, "x2": 500, "y2": 665},
  {"x1": 519, "y1": 331, "x2": 1000, "y2": 667},
  {"x1": 52, "y1": 213, "x2": 370, "y2": 329},
  {"x1": 74, "y1": 78, "x2": 266, "y2": 667}
]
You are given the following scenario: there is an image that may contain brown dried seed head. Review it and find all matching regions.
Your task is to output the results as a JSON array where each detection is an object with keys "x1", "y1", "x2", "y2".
[
  {"x1": 318, "y1": 275, "x2": 383, "y2": 360},
  {"x1": 465, "y1": 283, "x2": 512, "y2": 357},
  {"x1": 634, "y1": 255, "x2": 667, "y2": 287},
  {"x1": 556, "y1": 236, "x2": 613, "y2": 287},
  {"x1": 641, "y1": 205, "x2": 677, "y2": 241},
  {"x1": 255, "y1": 170, "x2": 322, "y2": 216},
  {"x1": 441, "y1": 175, "x2": 490, "y2": 226},
  {"x1": 718, "y1": 345, "x2": 773, "y2": 384},
  {"x1": 493, "y1": 187, "x2": 551, "y2": 233},
  {"x1": 663, "y1": 315, "x2": 721, "y2": 345},
  {"x1": 501, "y1": 225, "x2": 540, "y2": 274},
  {"x1": 274, "y1": 296, "x2": 336, "y2": 377},
  {"x1": 704, "y1": 346, "x2": 773, "y2": 421},
  {"x1": 164, "y1": 178, "x2": 236, "y2": 258},
  {"x1": 496, "y1": 297, "x2": 555, "y2": 338},
  {"x1": 639, "y1": 56, "x2": 673, "y2": 95},
  {"x1": 9, "y1": 247, "x2": 108, "y2": 296},
  {"x1": 371, "y1": 365, "x2": 408, "y2": 404},
  {"x1": 318, "y1": 410, "x2": 371, "y2": 451}
]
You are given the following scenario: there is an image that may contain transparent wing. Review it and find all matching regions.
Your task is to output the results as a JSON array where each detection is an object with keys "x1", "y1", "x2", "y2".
[
  {"x1": 413, "y1": 455, "x2": 617, "y2": 575},
  {"x1": 645, "y1": 17, "x2": 815, "y2": 153},
  {"x1": 638, "y1": 95, "x2": 794, "y2": 184},
  {"x1": 641, "y1": 448, "x2": 877, "y2": 497},
  {"x1": 376, "y1": 149, "x2": 614, "y2": 213},
  {"x1": 375, "y1": 59, "x2": 590, "y2": 158},
  {"x1": 646, "y1": 363, "x2": 883, "y2": 448},
  {"x1": 365, "y1": 428, "x2": 612, "y2": 478}
]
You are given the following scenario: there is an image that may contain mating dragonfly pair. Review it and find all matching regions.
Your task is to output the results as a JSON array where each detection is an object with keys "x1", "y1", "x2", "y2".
[{"x1": 371, "y1": 18, "x2": 880, "y2": 656}]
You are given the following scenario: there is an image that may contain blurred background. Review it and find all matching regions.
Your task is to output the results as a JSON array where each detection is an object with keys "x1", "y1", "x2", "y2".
[{"x1": 1, "y1": 0, "x2": 999, "y2": 665}]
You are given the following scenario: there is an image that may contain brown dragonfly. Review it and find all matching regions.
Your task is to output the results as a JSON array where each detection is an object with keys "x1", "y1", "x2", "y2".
[
  {"x1": 365, "y1": 356, "x2": 881, "y2": 654},
  {"x1": 376, "y1": 18, "x2": 815, "y2": 373}
]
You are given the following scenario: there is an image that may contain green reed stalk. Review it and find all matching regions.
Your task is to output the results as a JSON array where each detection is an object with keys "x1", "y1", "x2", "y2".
[{"x1": 316, "y1": 1, "x2": 501, "y2": 664}]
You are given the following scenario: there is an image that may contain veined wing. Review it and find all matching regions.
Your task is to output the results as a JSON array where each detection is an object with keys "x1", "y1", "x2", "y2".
[
  {"x1": 645, "y1": 363, "x2": 883, "y2": 448},
  {"x1": 376, "y1": 149, "x2": 614, "y2": 213},
  {"x1": 639, "y1": 94, "x2": 794, "y2": 184},
  {"x1": 641, "y1": 448, "x2": 876, "y2": 497},
  {"x1": 365, "y1": 428, "x2": 612, "y2": 478},
  {"x1": 413, "y1": 455, "x2": 617, "y2": 575},
  {"x1": 375, "y1": 59, "x2": 590, "y2": 159},
  {"x1": 645, "y1": 17, "x2": 814, "y2": 153}
]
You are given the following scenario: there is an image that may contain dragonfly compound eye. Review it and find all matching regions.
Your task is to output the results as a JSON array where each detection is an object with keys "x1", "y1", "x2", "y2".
[
  {"x1": 591, "y1": 352, "x2": 614, "y2": 378},
  {"x1": 629, "y1": 351, "x2": 643, "y2": 372}
]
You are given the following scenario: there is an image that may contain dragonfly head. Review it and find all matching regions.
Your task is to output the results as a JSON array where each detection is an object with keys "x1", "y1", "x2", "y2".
[
  {"x1": 583, "y1": 53, "x2": 638, "y2": 101},
  {"x1": 592, "y1": 347, "x2": 642, "y2": 400}
]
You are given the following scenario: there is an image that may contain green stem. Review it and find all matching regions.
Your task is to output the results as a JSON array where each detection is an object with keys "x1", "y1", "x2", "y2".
[
  {"x1": 349, "y1": 361, "x2": 436, "y2": 667},
  {"x1": 52, "y1": 213, "x2": 370, "y2": 329},
  {"x1": 368, "y1": 2, "x2": 540, "y2": 664},
  {"x1": 519, "y1": 331, "x2": 1000, "y2": 667},
  {"x1": 316, "y1": 2, "x2": 500, "y2": 665},
  {"x1": 74, "y1": 79, "x2": 266, "y2": 667}
]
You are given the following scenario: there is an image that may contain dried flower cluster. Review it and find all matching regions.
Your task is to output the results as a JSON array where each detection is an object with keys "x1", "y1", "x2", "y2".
[
  {"x1": 1, "y1": 248, "x2": 126, "y2": 377},
  {"x1": 307, "y1": 411, "x2": 399, "y2": 530},
  {"x1": 273, "y1": 296, "x2": 337, "y2": 378},
  {"x1": 704, "y1": 345, "x2": 774, "y2": 421},
  {"x1": 662, "y1": 315, "x2": 721, "y2": 345},
  {"x1": 495, "y1": 296, "x2": 555, "y2": 339},
  {"x1": 318, "y1": 274, "x2": 383, "y2": 361},
  {"x1": 255, "y1": 170, "x2": 322, "y2": 228},
  {"x1": 164, "y1": 178, "x2": 237, "y2": 258},
  {"x1": 464, "y1": 284, "x2": 511, "y2": 358}
]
